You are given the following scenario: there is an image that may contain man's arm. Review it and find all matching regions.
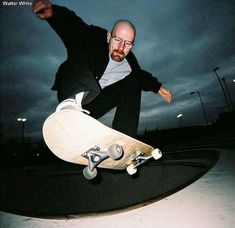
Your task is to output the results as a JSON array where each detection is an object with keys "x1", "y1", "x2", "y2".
[
  {"x1": 140, "y1": 69, "x2": 172, "y2": 103},
  {"x1": 32, "y1": 0, "x2": 90, "y2": 51},
  {"x1": 128, "y1": 52, "x2": 173, "y2": 103}
]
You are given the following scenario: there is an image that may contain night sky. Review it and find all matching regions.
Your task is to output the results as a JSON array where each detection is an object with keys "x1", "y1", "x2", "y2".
[{"x1": 0, "y1": 0, "x2": 235, "y2": 141}]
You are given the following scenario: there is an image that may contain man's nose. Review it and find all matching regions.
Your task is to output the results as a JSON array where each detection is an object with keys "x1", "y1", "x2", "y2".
[{"x1": 118, "y1": 41, "x2": 125, "y2": 50}]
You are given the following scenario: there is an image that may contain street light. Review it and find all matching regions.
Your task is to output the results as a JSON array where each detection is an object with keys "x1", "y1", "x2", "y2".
[
  {"x1": 190, "y1": 91, "x2": 208, "y2": 125},
  {"x1": 213, "y1": 67, "x2": 230, "y2": 111},
  {"x1": 177, "y1": 113, "x2": 183, "y2": 127},
  {"x1": 17, "y1": 118, "x2": 27, "y2": 143},
  {"x1": 221, "y1": 77, "x2": 233, "y2": 106}
]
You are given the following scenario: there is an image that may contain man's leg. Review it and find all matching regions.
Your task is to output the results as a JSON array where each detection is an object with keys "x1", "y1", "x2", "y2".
[
  {"x1": 55, "y1": 63, "x2": 101, "y2": 111},
  {"x1": 84, "y1": 75, "x2": 141, "y2": 137}
]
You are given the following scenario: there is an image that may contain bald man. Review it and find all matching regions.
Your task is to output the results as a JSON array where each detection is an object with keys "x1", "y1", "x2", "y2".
[{"x1": 33, "y1": 0, "x2": 172, "y2": 137}]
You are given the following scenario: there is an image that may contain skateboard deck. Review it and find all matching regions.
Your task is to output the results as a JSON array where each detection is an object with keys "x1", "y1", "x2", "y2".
[{"x1": 42, "y1": 110, "x2": 162, "y2": 179}]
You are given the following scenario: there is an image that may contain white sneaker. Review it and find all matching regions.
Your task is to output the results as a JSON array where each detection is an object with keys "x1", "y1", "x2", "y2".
[{"x1": 55, "y1": 98, "x2": 90, "y2": 114}]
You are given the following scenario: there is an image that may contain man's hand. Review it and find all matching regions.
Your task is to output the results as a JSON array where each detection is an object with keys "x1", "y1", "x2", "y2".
[
  {"x1": 158, "y1": 86, "x2": 172, "y2": 103},
  {"x1": 32, "y1": 0, "x2": 53, "y2": 19}
]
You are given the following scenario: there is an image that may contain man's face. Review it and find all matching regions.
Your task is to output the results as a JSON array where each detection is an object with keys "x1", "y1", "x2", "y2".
[{"x1": 107, "y1": 23, "x2": 135, "y2": 62}]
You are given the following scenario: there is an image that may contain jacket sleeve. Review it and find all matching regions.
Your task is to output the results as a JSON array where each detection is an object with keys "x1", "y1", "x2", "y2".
[
  {"x1": 128, "y1": 52, "x2": 162, "y2": 93},
  {"x1": 138, "y1": 69, "x2": 162, "y2": 93},
  {"x1": 46, "y1": 5, "x2": 89, "y2": 51}
]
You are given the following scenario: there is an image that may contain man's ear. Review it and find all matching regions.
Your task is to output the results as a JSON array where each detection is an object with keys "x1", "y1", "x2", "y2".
[{"x1": 107, "y1": 32, "x2": 111, "y2": 43}]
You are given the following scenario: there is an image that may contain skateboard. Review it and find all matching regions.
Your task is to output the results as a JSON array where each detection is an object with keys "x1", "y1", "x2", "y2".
[{"x1": 42, "y1": 110, "x2": 162, "y2": 179}]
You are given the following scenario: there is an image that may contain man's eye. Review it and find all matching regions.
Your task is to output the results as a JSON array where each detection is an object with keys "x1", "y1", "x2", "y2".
[{"x1": 114, "y1": 37, "x2": 122, "y2": 42}]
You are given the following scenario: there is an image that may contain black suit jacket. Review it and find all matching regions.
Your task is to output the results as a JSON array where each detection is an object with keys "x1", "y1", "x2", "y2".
[{"x1": 47, "y1": 5, "x2": 162, "y2": 103}]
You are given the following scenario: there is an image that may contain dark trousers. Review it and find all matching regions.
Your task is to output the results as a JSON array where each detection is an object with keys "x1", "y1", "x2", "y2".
[{"x1": 83, "y1": 75, "x2": 141, "y2": 138}]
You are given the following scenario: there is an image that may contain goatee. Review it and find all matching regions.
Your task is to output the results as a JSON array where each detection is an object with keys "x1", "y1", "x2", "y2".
[{"x1": 111, "y1": 49, "x2": 125, "y2": 62}]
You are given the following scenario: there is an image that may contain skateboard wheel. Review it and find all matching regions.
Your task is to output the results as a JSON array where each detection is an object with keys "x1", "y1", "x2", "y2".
[
  {"x1": 152, "y1": 148, "x2": 162, "y2": 160},
  {"x1": 108, "y1": 144, "x2": 124, "y2": 160},
  {"x1": 126, "y1": 164, "x2": 137, "y2": 175},
  {"x1": 83, "y1": 167, "x2": 97, "y2": 180}
]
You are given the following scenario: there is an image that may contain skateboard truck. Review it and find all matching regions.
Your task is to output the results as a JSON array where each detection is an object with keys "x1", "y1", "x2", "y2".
[
  {"x1": 82, "y1": 144, "x2": 123, "y2": 180},
  {"x1": 126, "y1": 148, "x2": 162, "y2": 175}
]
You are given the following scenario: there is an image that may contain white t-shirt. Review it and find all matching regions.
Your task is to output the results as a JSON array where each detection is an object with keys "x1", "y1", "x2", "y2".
[{"x1": 99, "y1": 56, "x2": 132, "y2": 89}]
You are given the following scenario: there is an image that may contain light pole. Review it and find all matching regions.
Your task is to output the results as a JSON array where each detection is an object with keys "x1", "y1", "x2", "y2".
[
  {"x1": 177, "y1": 113, "x2": 183, "y2": 127},
  {"x1": 213, "y1": 67, "x2": 230, "y2": 111},
  {"x1": 221, "y1": 77, "x2": 233, "y2": 106},
  {"x1": 190, "y1": 91, "x2": 208, "y2": 125},
  {"x1": 17, "y1": 118, "x2": 27, "y2": 143}
]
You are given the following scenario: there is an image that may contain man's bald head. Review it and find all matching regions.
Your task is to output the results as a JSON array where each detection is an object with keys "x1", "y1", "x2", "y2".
[{"x1": 111, "y1": 19, "x2": 136, "y2": 41}]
